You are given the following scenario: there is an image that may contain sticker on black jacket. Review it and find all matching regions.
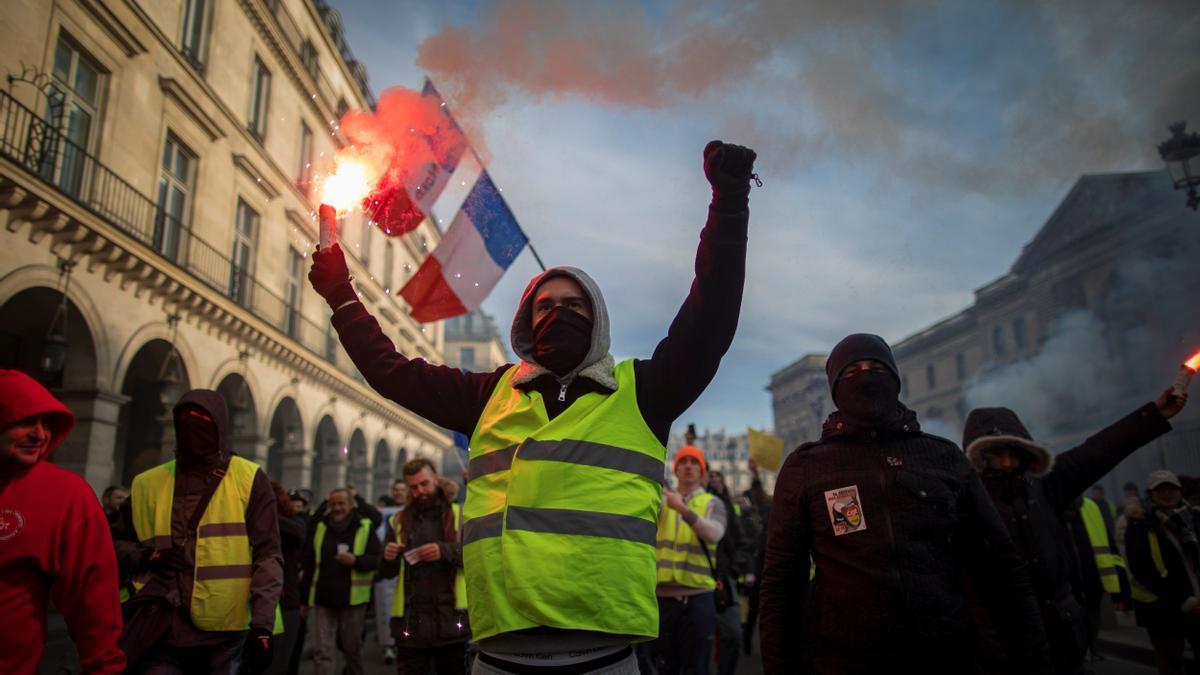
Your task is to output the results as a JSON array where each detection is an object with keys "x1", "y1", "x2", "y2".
[{"x1": 825, "y1": 485, "x2": 866, "y2": 536}]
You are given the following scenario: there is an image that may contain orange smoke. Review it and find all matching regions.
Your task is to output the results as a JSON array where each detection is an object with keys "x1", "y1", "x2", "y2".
[{"x1": 319, "y1": 86, "x2": 468, "y2": 218}]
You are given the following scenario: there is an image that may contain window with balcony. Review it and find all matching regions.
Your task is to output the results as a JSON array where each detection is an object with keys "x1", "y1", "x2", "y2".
[
  {"x1": 926, "y1": 364, "x2": 936, "y2": 390},
  {"x1": 248, "y1": 57, "x2": 271, "y2": 140},
  {"x1": 300, "y1": 39, "x2": 319, "y2": 80},
  {"x1": 297, "y1": 122, "x2": 313, "y2": 194},
  {"x1": 155, "y1": 133, "x2": 196, "y2": 263},
  {"x1": 285, "y1": 246, "x2": 304, "y2": 338},
  {"x1": 956, "y1": 352, "x2": 966, "y2": 381},
  {"x1": 992, "y1": 325, "x2": 1007, "y2": 357},
  {"x1": 42, "y1": 35, "x2": 105, "y2": 198},
  {"x1": 460, "y1": 347, "x2": 476, "y2": 371},
  {"x1": 229, "y1": 199, "x2": 259, "y2": 306},
  {"x1": 180, "y1": 0, "x2": 208, "y2": 71}
]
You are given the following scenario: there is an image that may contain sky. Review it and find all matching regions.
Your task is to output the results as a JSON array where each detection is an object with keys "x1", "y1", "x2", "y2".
[{"x1": 330, "y1": 0, "x2": 1200, "y2": 435}]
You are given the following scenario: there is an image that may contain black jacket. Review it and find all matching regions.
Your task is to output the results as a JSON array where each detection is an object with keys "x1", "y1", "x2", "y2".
[
  {"x1": 971, "y1": 403, "x2": 1170, "y2": 672},
  {"x1": 112, "y1": 390, "x2": 282, "y2": 644},
  {"x1": 1125, "y1": 502, "x2": 1200, "y2": 630},
  {"x1": 300, "y1": 509, "x2": 382, "y2": 608},
  {"x1": 759, "y1": 409, "x2": 1051, "y2": 674},
  {"x1": 379, "y1": 492, "x2": 468, "y2": 646},
  {"x1": 327, "y1": 207, "x2": 747, "y2": 445},
  {"x1": 278, "y1": 513, "x2": 308, "y2": 611}
]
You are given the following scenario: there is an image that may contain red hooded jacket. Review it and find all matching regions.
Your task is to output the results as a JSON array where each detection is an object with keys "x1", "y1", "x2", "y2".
[{"x1": 0, "y1": 370, "x2": 125, "y2": 674}]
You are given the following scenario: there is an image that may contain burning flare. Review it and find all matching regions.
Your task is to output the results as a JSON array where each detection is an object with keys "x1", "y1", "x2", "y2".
[
  {"x1": 1173, "y1": 349, "x2": 1200, "y2": 396},
  {"x1": 1187, "y1": 350, "x2": 1200, "y2": 372},
  {"x1": 321, "y1": 158, "x2": 376, "y2": 213}
]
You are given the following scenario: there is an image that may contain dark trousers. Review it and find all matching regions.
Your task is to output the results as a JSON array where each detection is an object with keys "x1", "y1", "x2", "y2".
[
  {"x1": 396, "y1": 643, "x2": 468, "y2": 675},
  {"x1": 136, "y1": 634, "x2": 245, "y2": 675},
  {"x1": 714, "y1": 596, "x2": 741, "y2": 675},
  {"x1": 264, "y1": 609, "x2": 301, "y2": 675},
  {"x1": 651, "y1": 593, "x2": 716, "y2": 675},
  {"x1": 742, "y1": 583, "x2": 760, "y2": 656},
  {"x1": 1148, "y1": 623, "x2": 1200, "y2": 675}
]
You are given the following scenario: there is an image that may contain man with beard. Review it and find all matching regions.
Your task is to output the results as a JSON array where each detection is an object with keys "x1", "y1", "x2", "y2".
[
  {"x1": 962, "y1": 385, "x2": 1185, "y2": 674},
  {"x1": 379, "y1": 458, "x2": 469, "y2": 673},
  {"x1": 760, "y1": 334, "x2": 1051, "y2": 674},
  {"x1": 113, "y1": 390, "x2": 282, "y2": 674},
  {"x1": 300, "y1": 488, "x2": 381, "y2": 675},
  {"x1": 308, "y1": 141, "x2": 756, "y2": 673}
]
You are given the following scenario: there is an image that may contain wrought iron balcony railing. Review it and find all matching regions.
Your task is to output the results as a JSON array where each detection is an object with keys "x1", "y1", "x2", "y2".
[{"x1": 0, "y1": 89, "x2": 363, "y2": 380}]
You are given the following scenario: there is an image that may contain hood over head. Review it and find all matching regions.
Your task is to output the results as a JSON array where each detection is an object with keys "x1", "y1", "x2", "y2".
[
  {"x1": 962, "y1": 406, "x2": 1054, "y2": 477},
  {"x1": 0, "y1": 369, "x2": 75, "y2": 461},
  {"x1": 173, "y1": 389, "x2": 231, "y2": 471},
  {"x1": 510, "y1": 266, "x2": 616, "y2": 390}
]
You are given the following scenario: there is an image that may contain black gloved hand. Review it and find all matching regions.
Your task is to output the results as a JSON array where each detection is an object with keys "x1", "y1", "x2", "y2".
[
  {"x1": 239, "y1": 627, "x2": 274, "y2": 675},
  {"x1": 703, "y1": 140, "x2": 758, "y2": 213},
  {"x1": 308, "y1": 244, "x2": 358, "y2": 311},
  {"x1": 139, "y1": 546, "x2": 189, "y2": 573}
]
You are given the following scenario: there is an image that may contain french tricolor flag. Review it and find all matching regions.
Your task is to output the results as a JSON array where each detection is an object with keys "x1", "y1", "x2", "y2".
[{"x1": 400, "y1": 171, "x2": 527, "y2": 322}]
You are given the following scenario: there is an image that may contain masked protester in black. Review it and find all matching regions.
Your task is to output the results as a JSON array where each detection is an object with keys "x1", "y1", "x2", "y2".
[
  {"x1": 962, "y1": 384, "x2": 1186, "y2": 675},
  {"x1": 760, "y1": 333, "x2": 1051, "y2": 674},
  {"x1": 308, "y1": 140, "x2": 756, "y2": 672},
  {"x1": 111, "y1": 391, "x2": 283, "y2": 675}
]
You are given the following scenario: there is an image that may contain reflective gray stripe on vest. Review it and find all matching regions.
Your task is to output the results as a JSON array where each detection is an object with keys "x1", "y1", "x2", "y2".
[
  {"x1": 198, "y1": 522, "x2": 248, "y2": 537},
  {"x1": 469, "y1": 445, "x2": 518, "y2": 478},
  {"x1": 506, "y1": 506, "x2": 656, "y2": 546},
  {"x1": 656, "y1": 559, "x2": 713, "y2": 577},
  {"x1": 656, "y1": 540, "x2": 710, "y2": 556},
  {"x1": 517, "y1": 440, "x2": 663, "y2": 482},
  {"x1": 463, "y1": 512, "x2": 504, "y2": 545},
  {"x1": 143, "y1": 535, "x2": 172, "y2": 549},
  {"x1": 195, "y1": 564, "x2": 253, "y2": 580}
]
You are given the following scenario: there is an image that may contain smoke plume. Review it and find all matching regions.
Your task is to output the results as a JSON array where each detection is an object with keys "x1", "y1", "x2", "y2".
[{"x1": 416, "y1": 0, "x2": 1199, "y2": 189}]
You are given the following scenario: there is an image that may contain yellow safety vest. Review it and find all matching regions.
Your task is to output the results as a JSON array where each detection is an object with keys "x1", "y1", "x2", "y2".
[
  {"x1": 389, "y1": 504, "x2": 468, "y2": 618},
  {"x1": 463, "y1": 359, "x2": 666, "y2": 641},
  {"x1": 656, "y1": 491, "x2": 718, "y2": 589},
  {"x1": 1131, "y1": 529, "x2": 1169, "y2": 603},
  {"x1": 1080, "y1": 497, "x2": 1127, "y2": 594},
  {"x1": 130, "y1": 456, "x2": 260, "y2": 632},
  {"x1": 310, "y1": 517, "x2": 374, "y2": 606}
]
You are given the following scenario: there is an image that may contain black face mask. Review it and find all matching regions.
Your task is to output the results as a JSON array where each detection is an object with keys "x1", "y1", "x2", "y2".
[
  {"x1": 532, "y1": 307, "x2": 593, "y2": 377},
  {"x1": 834, "y1": 371, "x2": 901, "y2": 428},
  {"x1": 175, "y1": 410, "x2": 222, "y2": 470}
]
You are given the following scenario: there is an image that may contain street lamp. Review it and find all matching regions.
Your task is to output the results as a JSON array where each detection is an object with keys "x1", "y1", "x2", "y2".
[
  {"x1": 39, "y1": 258, "x2": 75, "y2": 381},
  {"x1": 157, "y1": 313, "x2": 184, "y2": 406},
  {"x1": 1157, "y1": 121, "x2": 1200, "y2": 211}
]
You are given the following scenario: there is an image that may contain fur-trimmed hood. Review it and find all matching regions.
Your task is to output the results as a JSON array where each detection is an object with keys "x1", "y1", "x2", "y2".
[
  {"x1": 508, "y1": 266, "x2": 616, "y2": 391},
  {"x1": 962, "y1": 406, "x2": 1055, "y2": 478}
]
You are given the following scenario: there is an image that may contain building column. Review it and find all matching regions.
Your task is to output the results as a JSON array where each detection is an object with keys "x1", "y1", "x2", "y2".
[
  {"x1": 236, "y1": 433, "x2": 271, "y2": 467},
  {"x1": 55, "y1": 388, "x2": 129, "y2": 492},
  {"x1": 282, "y1": 445, "x2": 312, "y2": 492}
]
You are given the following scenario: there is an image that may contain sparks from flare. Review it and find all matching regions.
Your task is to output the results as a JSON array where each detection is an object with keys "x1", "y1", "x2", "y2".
[
  {"x1": 321, "y1": 156, "x2": 377, "y2": 213},
  {"x1": 1186, "y1": 350, "x2": 1200, "y2": 372}
]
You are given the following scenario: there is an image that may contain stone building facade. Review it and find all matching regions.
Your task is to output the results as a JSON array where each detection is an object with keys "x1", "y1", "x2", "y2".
[
  {"x1": 667, "y1": 429, "x2": 776, "y2": 497},
  {"x1": 0, "y1": 0, "x2": 453, "y2": 501},
  {"x1": 442, "y1": 308, "x2": 509, "y2": 372},
  {"x1": 769, "y1": 171, "x2": 1200, "y2": 496}
]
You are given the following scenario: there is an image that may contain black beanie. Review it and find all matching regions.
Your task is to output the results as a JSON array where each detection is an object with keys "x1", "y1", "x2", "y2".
[{"x1": 826, "y1": 333, "x2": 902, "y2": 397}]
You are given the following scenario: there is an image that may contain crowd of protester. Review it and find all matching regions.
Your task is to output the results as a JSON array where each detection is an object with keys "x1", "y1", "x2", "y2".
[{"x1": 4, "y1": 140, "x2": 1200, "y2": 675}]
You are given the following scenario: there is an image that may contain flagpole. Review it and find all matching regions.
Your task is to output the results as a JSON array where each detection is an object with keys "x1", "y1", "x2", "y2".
[
  {"x1": 526, "y1": 241, "x2": 547, "y2": 272},
  {"x1": 465, "y1": 144, "x2": 547, "y2": 272}
]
